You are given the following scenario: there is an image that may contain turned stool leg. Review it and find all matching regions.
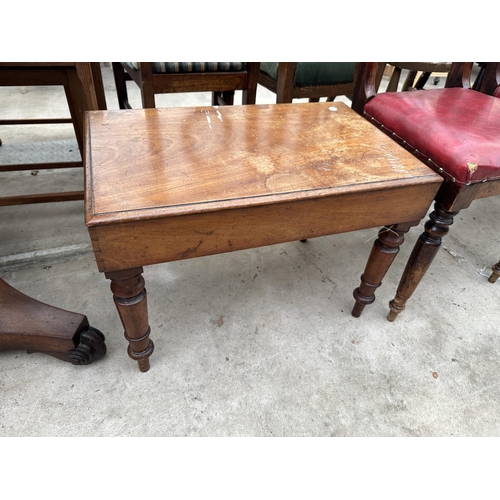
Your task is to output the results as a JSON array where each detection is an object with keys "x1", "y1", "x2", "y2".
[
  {"x1": 105, "y1": 267, "x2": 154, "y2": 372},
  {"x1": 352, "y1": 223, "x2": 411, "y2": 317},
  {"x1": 488, "y1": 260, "x2": 500, "y2": 283},
  {"x1": 387, "y1": 203, "x2": 459, "y2": 321}
]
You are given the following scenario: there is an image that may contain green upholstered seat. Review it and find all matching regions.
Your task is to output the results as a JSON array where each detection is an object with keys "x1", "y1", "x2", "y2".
[{"x1": 260, "y1": 62, "x2": 355, "y2": 87}]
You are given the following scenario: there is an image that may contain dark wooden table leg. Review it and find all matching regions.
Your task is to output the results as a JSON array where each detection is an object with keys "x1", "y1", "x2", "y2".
[
  {"x1": 105, "y1": 267, "x2": 154, "y2": 372},
  {"x1": 352, "y1": 223, "x2": 412, "y2": 317},
  {"x1": 387, "y1": 203, "x2": 459, "y2": 321},
  {"x1": 0, "y1": 278, "x2": 106, "y2": 364}
]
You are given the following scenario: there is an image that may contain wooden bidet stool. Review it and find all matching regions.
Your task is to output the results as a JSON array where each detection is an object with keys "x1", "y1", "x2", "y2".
[{"x1": 84, "y1": 102, "x2": 442, "y2": 372}]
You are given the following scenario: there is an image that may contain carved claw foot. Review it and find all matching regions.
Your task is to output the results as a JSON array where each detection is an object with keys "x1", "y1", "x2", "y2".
[
  {"x1": 27, "y1": 326, "x2": 107, "y2": 365},
  {"x1": 67, "y1": 326, "x2": 107, "y2": 365}
]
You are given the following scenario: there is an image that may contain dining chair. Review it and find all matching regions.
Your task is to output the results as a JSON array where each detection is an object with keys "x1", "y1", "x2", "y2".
[
  {"x1": 258, "y1": 62, "x2": 356, "y2": 103},
  {"x1": 0, "y1": 62, "x2": 106, "y2": 206},
  {"x1": 351, "y1": 62, "x2": 500, "y2": 320},
  {"x1": 112, "y1": 62, "x2": 260, "y2": 109}
]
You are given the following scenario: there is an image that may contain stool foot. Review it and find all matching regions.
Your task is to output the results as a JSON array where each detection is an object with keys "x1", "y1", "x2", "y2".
[
  {"x1": 488, "y1": 261, "x2": 500, "y2": 283},
  {"x1": 138, "y1": 358, "x2": 151, "y2": 372},
  {"x1": 352, "y1": 283, "x2": 376, "y2": 317}
]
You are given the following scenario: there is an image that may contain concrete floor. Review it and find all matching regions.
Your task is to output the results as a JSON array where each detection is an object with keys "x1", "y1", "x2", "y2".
[{"x1": 1, "y1": 64, "x2": 500, "y2": 437}]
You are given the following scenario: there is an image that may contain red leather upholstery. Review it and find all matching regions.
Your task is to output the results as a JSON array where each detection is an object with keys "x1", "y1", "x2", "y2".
[{"x1": 364, "y1": 88, "x2": 500, "y2": 186}]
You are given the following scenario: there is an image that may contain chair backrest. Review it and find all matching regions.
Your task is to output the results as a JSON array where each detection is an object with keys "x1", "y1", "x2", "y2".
[
  {"x1": 259, "y1": 62, "x2": 356, "y2": 103},
  {"x1": 471, "y1": 62, "x2": 500, "y2": 96}
]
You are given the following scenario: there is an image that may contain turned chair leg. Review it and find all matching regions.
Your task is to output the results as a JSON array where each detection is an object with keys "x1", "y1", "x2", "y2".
[
  {"x1": 351, "y1": 223, "x2": 411, "y2": 317},
  {"x1": 488, "y1": 260, "x2": 500, "y2": 283},
  {"x1": 112, "y1": 62, "x2": 130, "y2": 109},
  {"x1": 212, "y1": 91, "x2": 235, "y2": 106},
  {"x1": 387, "y1": 203, "x2": 459, "y2": 321},
  {"x1": 105, "y1": 267, "x2": 154, "y2": 372}
]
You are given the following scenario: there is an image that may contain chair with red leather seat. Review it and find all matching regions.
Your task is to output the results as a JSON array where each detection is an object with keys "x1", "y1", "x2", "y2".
[{"x1": 351, "y1": 62, "x2": 500, "y2": 320}]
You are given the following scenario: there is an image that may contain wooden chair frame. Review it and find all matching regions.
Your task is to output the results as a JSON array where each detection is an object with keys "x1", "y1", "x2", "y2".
[
  {"x1": 0, "y1": 62, "x2": 106, "y2": 206},
  {"x1": 112, "y1": 62, "x2": 260, "y2": 109},
  {"x1": 258, "y1": 62, "x2": 356, "y2": 103},
  {"x1": 382, "y1": 62, "x2": 452, "y2": 92},
  {"x1": 351, "y1": 62, "x2": 500, "y2": 320}
]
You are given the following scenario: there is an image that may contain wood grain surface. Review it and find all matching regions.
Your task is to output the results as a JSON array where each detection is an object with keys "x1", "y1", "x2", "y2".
[{"x1": 86, "y1": 102, "x2": 438, "y2": 222}]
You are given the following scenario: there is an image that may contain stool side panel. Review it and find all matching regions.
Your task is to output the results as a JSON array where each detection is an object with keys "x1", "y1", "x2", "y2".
[{"x1": 89, "y1": 181, "x2": 441, "y2": 273}]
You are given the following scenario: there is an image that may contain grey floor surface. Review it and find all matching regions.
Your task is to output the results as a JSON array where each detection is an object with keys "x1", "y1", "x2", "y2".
[{"x1": 1, "y1": 64, "x2": 500, "y2": 438}]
